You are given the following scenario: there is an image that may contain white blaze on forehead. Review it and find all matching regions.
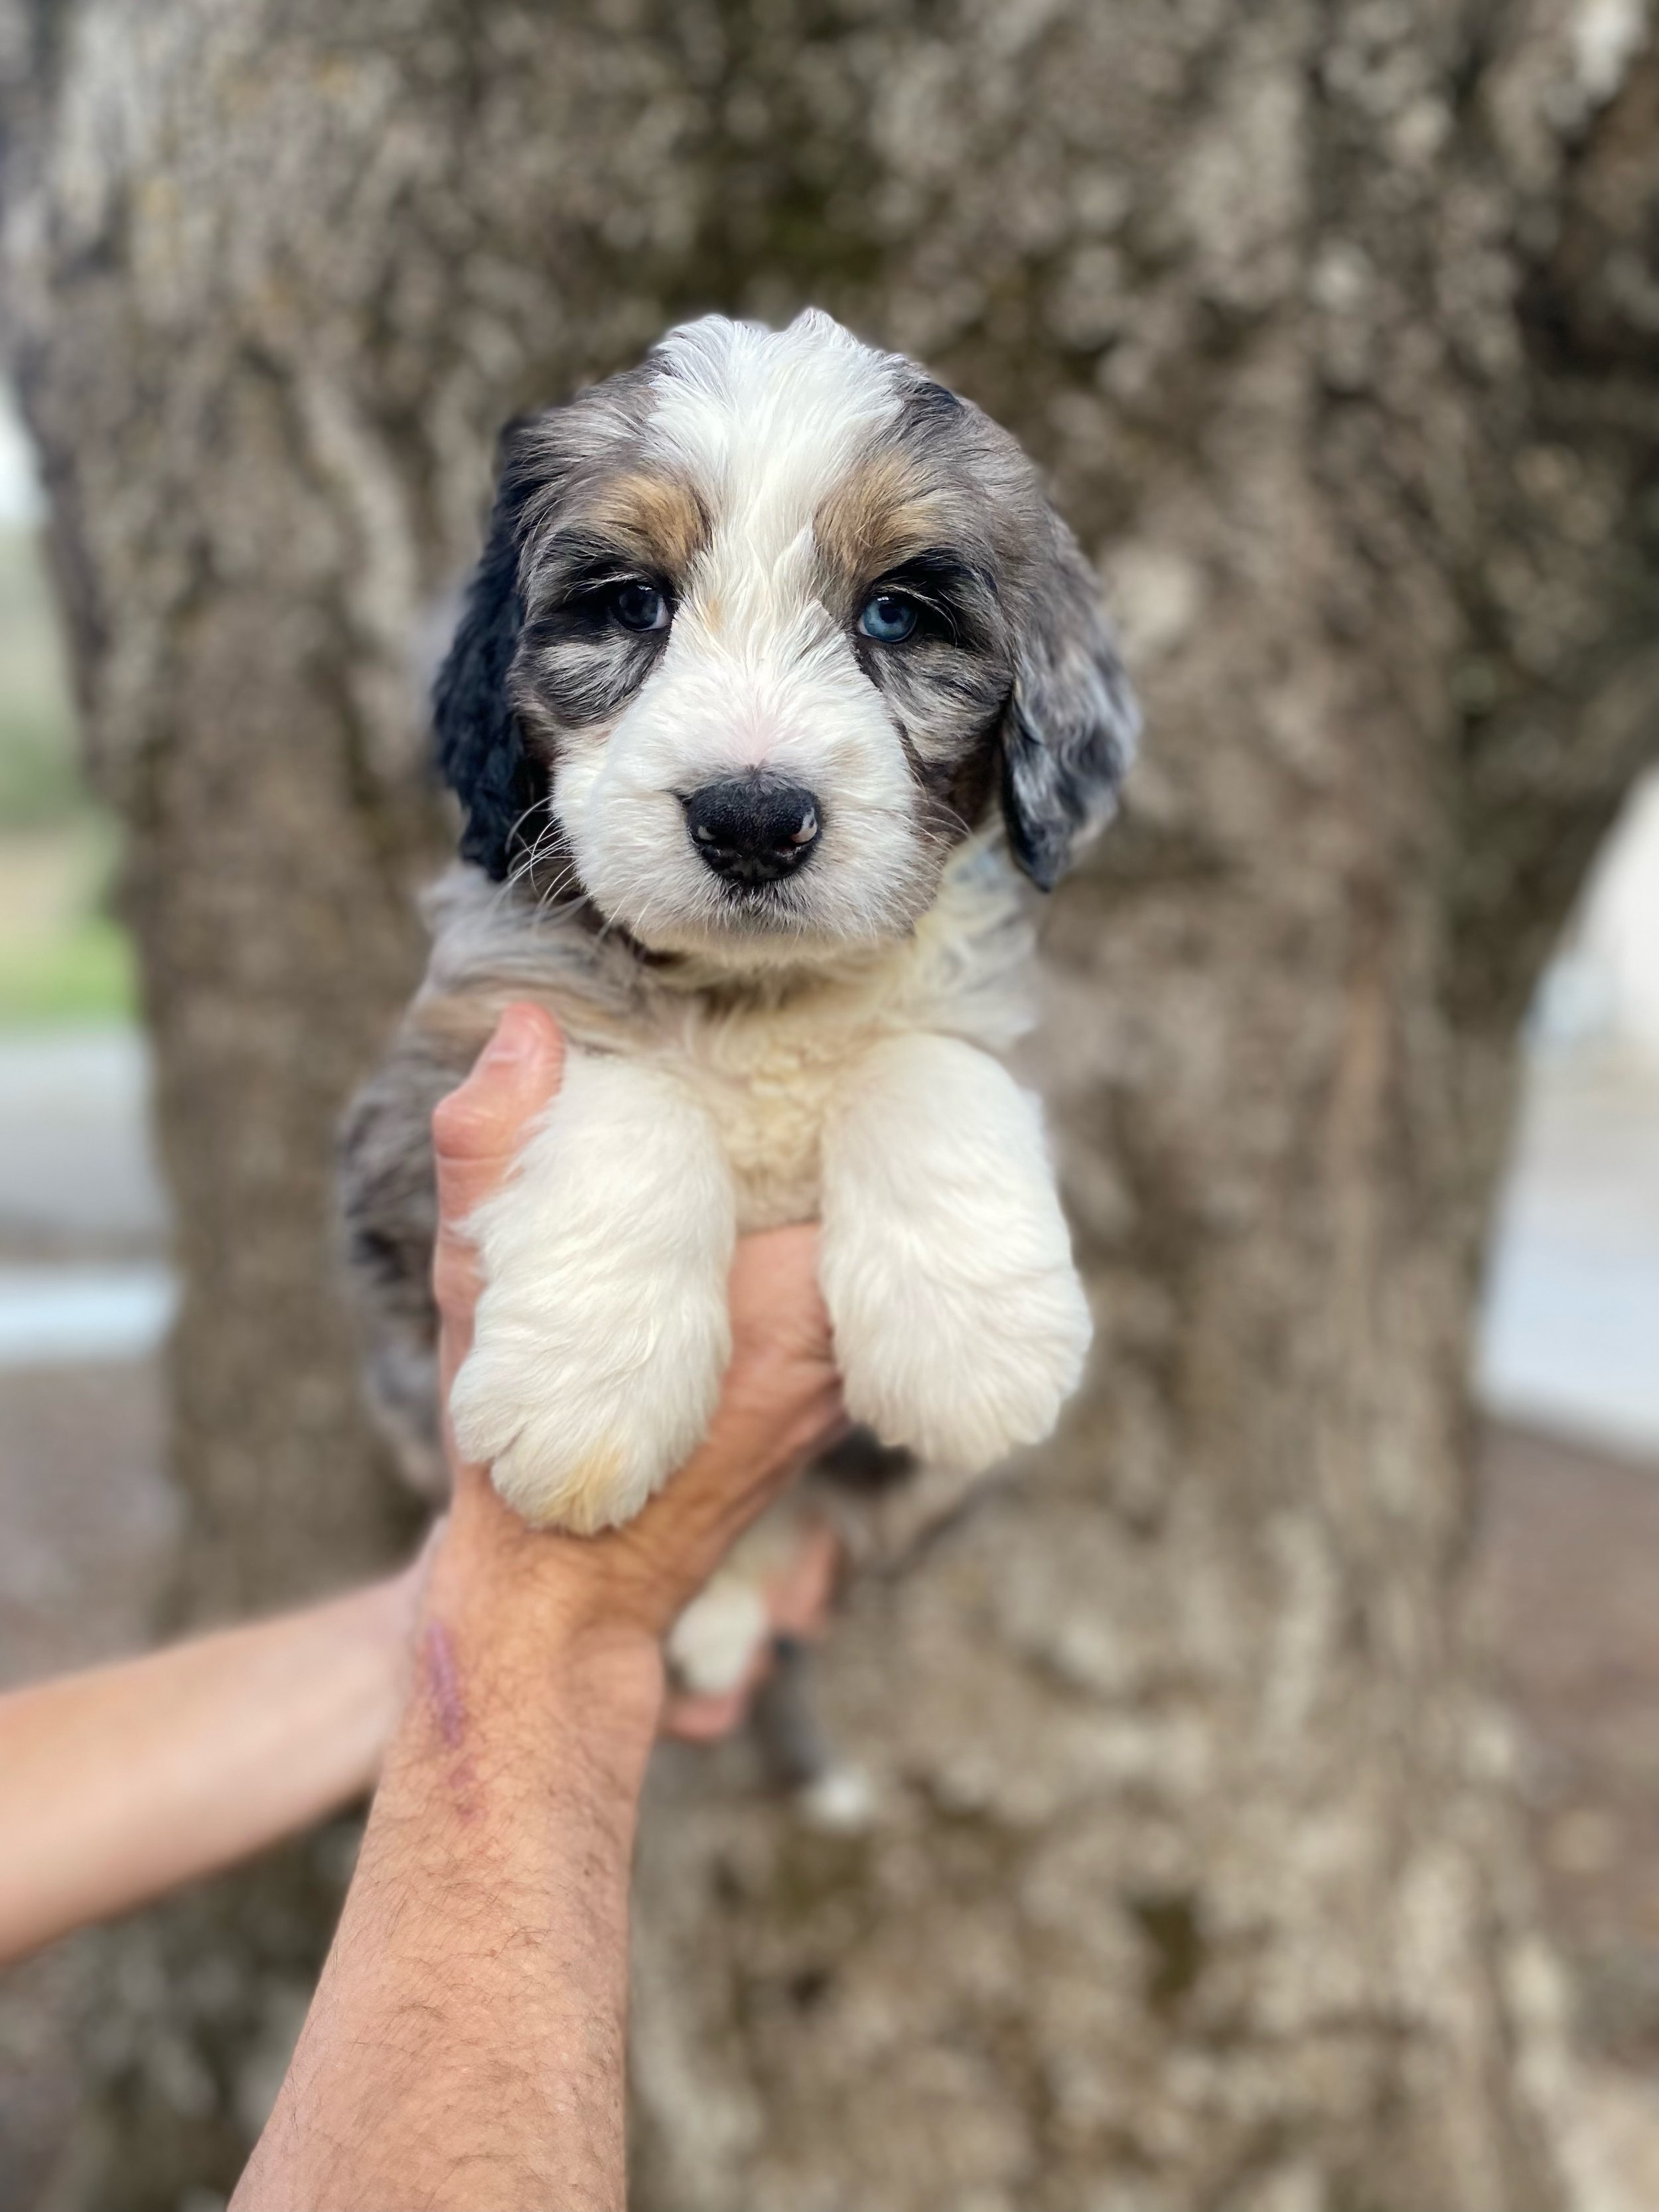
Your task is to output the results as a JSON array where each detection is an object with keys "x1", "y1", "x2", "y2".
[
  {"x1": 648, "y1": 311, "x2": 902, "y2": 588},
  {"x1": 555, "y1": 310, "x2": 934, "y2": 960}
]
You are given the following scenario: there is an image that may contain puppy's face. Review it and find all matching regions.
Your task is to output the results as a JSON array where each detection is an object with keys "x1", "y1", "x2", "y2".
[{"x1": 438, "y1": 312, "x2": 1137, "y2": 964}]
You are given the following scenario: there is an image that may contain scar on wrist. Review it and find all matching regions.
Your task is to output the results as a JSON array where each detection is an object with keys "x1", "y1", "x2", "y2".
[
  {"x1": 421, "y1": 1619, "x2": 467, "y2": 1745},
  {"x1": 419, "y1": 1621, "x2": 478, "y2": 1816}
]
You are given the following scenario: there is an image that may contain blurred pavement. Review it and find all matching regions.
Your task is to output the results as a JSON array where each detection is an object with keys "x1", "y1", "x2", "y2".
[
  {"x1": 0, "y1": 1029, "x2": 165, "y2": 1254},
  {"x1": 1481, "y1": 1055, "x2": 1659, "y2": 1457},
  {"x1": 0, "y1": 1029, "x2": 172, "y2": 1365}
]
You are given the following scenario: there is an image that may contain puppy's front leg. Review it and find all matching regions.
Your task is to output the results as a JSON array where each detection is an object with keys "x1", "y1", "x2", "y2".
[
  {"x1": 449, "y1": 1051, "x2": 735, "y2": 1532},
  {"x1": 820, "y1": 1034, "x2": 1092, "y2": 1472}
]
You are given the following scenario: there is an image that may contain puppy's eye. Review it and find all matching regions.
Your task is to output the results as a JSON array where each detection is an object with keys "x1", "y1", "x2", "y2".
[
  {"x1": 609, "y1": 581, "x2": 670, "y2": 633},
  {"x1": 858, "y1": 592, "x2": 920, "y2": 644}
]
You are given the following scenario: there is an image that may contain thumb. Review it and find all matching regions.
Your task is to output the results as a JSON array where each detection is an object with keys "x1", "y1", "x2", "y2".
[{"x1": 432, "y1": 1003, "x2": 565, "y2": 1233}]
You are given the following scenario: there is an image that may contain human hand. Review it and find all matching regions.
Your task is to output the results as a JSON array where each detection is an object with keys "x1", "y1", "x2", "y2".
[{"x1": 427, "y1": 1003, "x2": 844, "y2": 1735}]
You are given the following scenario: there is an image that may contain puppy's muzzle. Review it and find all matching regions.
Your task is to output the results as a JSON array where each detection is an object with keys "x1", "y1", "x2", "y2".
[{"x1": 683, "y1": 775, "x2": 821, "y2": 887}]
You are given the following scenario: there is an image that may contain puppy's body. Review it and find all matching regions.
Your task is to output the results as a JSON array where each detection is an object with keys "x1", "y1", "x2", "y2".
[
  {"x1": 424, "y1": 834, "x2": 1031, "y2": 1218},
  {"x1": 342, "y1": 311, "x2": 1137, "y2": 1686}
]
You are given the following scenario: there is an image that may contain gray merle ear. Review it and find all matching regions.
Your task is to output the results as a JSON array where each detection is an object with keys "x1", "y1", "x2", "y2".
[
  {"x1": 1001, "y1": 520, "x2": 1139, "y2": 891},
  {"x1": 434, "y1": 427, "x2": 540, "y2": 883}
]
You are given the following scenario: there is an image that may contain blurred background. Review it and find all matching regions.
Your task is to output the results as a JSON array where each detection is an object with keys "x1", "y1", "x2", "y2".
[
  {"x1": 5, "y1": 364, "x2": 1654, "y2": 2182},
  {"x1": 6, "y1": 360, "x2": 1655, "y2": 2051},
  {"x1": 0, "y1": 2, "x2": 1655, "y2": 2203}
]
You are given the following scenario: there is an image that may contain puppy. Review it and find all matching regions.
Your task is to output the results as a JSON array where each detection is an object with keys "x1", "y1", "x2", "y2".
[{"x1": 342, "y1": 309, "x2": 1137, "y2": 1696}]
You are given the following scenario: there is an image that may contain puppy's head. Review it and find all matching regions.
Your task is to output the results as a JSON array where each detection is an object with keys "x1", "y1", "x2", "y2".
[{"x1": 437, "y1": 311, "x2": 1137, "y2": 962}]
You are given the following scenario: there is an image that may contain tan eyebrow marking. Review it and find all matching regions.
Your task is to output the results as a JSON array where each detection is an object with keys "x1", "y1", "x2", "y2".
[
  {"x1": 584, "y1": 470, "x2": 711, "y2": 576},
  {"x1": 813, "y1": 448, "x2": 950, "y2": 601}
]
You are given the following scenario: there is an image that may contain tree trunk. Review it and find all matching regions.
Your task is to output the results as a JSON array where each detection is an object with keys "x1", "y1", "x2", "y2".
[{"x1": 2, "y1": 1, "x2": 1654, "y2": 2205}]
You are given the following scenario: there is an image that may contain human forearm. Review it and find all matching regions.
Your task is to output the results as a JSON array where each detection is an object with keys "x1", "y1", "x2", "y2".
[
  {"x1": 233, "y1": 1518, "x2": 663, "y2": 2212},
  {"x1": 234, "y1": 1009, "x2": 840, "y2": 2209},
  {"x1": 0, "y1": 1572, "x2": 416, "y2": 1966}
]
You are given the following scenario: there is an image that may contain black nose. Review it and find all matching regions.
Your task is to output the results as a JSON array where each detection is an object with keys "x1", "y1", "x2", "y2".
[{"x1": 682, "y1": 776, "x2": 822, "y2": 886}]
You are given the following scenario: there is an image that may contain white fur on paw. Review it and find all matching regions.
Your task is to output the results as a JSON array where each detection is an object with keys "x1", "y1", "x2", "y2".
[
  {"x1": 668, "y1": 1577, "x2": 771, "y2": 1697},
  {"x1": 831, "y1": 1250, "x2": 1091, "y2": 1471},
  {"x1": 821, "y1": 1034, "x2": 1092, "y2": 1472},
  {"x1": 448, "y1": 1053, "x2": 735, "y2": 1532},
  {"x1": 797, "y1": 1762, "x2": 876, "y2": 1834}
]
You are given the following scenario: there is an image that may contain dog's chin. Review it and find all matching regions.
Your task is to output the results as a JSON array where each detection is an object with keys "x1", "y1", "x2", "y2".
[{"x1": 597, "y1": 876, "x2": 924, "y2": 974}]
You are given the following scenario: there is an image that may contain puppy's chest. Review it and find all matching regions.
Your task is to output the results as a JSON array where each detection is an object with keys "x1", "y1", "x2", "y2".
[
  {"x1": 676, "y1": 1017, "x2": 873, "y2": 1232},
  {"x1": 417, "y1": 850, "x2": 1035, "y2": 1233}
]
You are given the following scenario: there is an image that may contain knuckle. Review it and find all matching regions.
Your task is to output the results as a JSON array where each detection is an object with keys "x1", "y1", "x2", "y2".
[
  {"x1": 431, "y1": 1238, "x2": 477, "y2": 1319},
  {"x1": 431, "y1": 1088, "x2": 491, "y2": 1161}
]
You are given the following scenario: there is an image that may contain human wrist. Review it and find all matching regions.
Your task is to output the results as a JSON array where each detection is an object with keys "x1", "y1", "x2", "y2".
[
  {"x1": 352, "y1": 1556, "x2": 428, "y2": 1655},
  {"x1": 421, "y1": 1503, "x2": 667, "y2": 1762}
]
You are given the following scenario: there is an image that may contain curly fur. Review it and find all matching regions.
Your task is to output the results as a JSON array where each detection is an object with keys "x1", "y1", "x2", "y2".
[{"x1": 340, "y1": 309, "x2": 1137, "y2": 1688}]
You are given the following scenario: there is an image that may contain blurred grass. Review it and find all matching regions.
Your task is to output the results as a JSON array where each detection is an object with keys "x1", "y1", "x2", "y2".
[{"x1": 0, "y1": 525, "x2": 135, "y2": 1027}]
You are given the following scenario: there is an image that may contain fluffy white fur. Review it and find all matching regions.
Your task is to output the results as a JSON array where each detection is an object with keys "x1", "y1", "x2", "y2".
[
  {"x1": 450, "y1": 1053, "x2": 735, "y2": 1530},
  {"x1": 445, "y1": 840, "x2": 1084, "y2": 1547},
  {"x1": 553, "y1": 315, "x2": 934, "y2": 960},
  {"x1": 394, "y1": 311, "x2": 1134, "y2": 1690},
  {"x1": 666, "y1": 1578, "x2": 771, "y2": 1697},
  {"x1": 820, "y1": 1033, "x2": 1092, "y2": 1467}
]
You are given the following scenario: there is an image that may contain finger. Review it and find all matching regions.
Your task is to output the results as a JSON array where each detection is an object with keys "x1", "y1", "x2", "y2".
[
  {"x1": 658, "y1": 1517, "x2": 839, "y2": 1743},
  {"x1": 660, "y1": 1684, "x2": 755, "y2": 1742},
  {"x1": 726, "y1": 1224, "x2": 835, "y2": 1371},
  {"x1": 647, "y1": 1226, "x2": 840, "y2": 1548},
  {"x1": 661, "y1": 1616, "x2": 779, "y2": 1741},
  {"x1": 764, "y1": 1516, "x2": 841, "y2": 1639},
  {"x1": 432, "y1": 1005, "x2": 564, "y2": 1331},
  {"x1": 433, "y1": 1002, "x2": 565, "y2": 1223}
]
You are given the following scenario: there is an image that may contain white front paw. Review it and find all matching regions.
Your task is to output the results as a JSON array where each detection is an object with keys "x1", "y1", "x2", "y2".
[
  {"x1": 820, "y1": 1034, "x2": 1093, "y2": 1473},
  {"x1": 827, "y1": 1240, "x2": 1092, "y2": 1471},
  {"x1": 447, "y1": 1053, "x2": 735, "y2": 1532},
  {"x1": 452, "y1": 1299, "x2": 728, "y2": 1532}
]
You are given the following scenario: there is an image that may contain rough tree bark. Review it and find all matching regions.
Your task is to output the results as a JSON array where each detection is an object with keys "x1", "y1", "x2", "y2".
[{"x1": 1, "y1": 2, "x2": 1655, "y2": 2206}]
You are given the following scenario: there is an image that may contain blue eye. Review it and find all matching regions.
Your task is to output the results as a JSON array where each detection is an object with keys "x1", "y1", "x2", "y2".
[
  {"x1": 611, "y1": 581, "x2": 670, "y2": 632},
  {"x1": 858, "y1": 592, "x2": 919, "y2": 643}
]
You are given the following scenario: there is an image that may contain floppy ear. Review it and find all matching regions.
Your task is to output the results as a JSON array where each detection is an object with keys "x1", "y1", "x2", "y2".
[
  {"x1": 1001, "y1": 520, "x2": 1140, "y2": 891},
  {"x1": 433, "y1": 432, "x2": 539, "y2": 883}
]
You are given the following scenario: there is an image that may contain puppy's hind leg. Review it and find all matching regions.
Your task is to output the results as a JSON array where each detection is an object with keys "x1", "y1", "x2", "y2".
[
  {"x1": 669, "y1": 1505, "x2": 876, "y2": 1833},
  {"x1": 449, "y1": 1051, "x2": 736, "y2": 1532}
]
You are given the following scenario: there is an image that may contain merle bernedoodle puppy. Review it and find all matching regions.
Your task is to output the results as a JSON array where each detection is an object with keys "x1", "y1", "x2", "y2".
[{"x1": 342, "y1": 309, "x2": 1137, "y2": 1692}]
